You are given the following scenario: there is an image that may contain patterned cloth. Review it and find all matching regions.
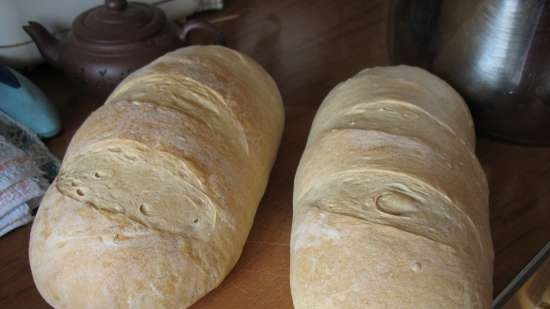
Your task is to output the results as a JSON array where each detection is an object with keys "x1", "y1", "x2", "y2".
[
  {"x1": 0, "y1": 203, "x2": 33, "y2": 236},
  {"x1": 0, "y1": 111, "x2": 59, "y2": 236},
  {"x1": 0, "y1": 176, "x2": 47, "y2": 217},
  {"x1": 0, "y1": 112, "x2": 59, "y2": 183}
]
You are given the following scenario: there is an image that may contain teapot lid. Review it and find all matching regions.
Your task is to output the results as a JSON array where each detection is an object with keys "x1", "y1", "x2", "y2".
[{"x1": 73, "y1": 0, "x2": 166, "y2": 44}]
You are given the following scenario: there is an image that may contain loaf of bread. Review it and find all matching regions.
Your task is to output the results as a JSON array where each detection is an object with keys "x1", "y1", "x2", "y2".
[
  {"x1": 290, "y1": 66, "x2": 493, "y2": 309},
  {"x1": 29, "y1": 46, "x2": 284, "y2": 309}
]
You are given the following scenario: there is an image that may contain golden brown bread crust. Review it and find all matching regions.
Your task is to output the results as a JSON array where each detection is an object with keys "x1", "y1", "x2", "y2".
[
  {"x1": 291, "y1": 66, "x2": 493, "y2": 309},
  {"x1": 29, "y1": 46, "x2": 284, "y2": 309}
]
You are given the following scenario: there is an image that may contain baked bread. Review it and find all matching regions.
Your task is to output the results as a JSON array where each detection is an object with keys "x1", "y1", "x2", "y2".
[
  {"x1": 29, "y1": 46, "x2": 284, "y2": 309},
  {"x1": 291, "y1": 65, "x2": 493, "y2": 309}
]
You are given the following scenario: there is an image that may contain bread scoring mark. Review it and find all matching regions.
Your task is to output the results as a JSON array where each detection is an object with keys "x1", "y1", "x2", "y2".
[
  {"x1": 309, "y1": 101, "x2": 488, "y2": 192},
  {"x1": 297, "y1": 171, "x2": 462, "y2": 251},
  {"x1": 295, "y1": 129, "x2": 489, "y2": 260},
  {"x1": 307, "y1": 202, "x2": 457, "y2": 252},
  {"x1": 353, "y1": 68, "x2": 474, "y2": 146},
  {"x1": 56, "y1": 140, "x2": 217, "y2": 238},
  {"x1": 107, "y1": 73, "x2": 250, "y2": 156},
  {"x1": 345, "y1": 100, "x2": 468, "y2": 149}
]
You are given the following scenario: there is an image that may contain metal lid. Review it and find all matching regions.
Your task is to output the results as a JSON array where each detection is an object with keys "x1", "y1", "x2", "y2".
[{"x1": 72, "y1": 0, "x2": 166, "y2": 44}]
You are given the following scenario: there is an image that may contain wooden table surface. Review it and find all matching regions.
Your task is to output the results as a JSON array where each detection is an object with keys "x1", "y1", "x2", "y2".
[{"x1": 1, "y1": 0, "x2": 549, "y2": 308}]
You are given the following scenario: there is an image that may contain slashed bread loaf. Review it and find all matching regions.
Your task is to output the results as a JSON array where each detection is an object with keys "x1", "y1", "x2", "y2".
[
  {"x1": 291, "y1": 66, "x2": 493, "y2": 309},
  {"x1": 29, "y1": 46, "x2": 284, "y2": 309}
]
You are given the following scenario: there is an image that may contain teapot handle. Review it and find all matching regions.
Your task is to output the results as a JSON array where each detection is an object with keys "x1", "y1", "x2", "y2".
[{"x1": 179, "y1": 20, "x2": 225, "y2": 46}]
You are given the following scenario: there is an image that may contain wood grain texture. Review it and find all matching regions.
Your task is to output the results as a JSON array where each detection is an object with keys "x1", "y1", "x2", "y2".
[{"x1": 0, "y1": 0, "x2": 548, "y2": 308}]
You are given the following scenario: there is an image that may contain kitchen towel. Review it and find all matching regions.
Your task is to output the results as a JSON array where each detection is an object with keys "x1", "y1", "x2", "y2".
[{"x1": 0, "y1": 111, "x2": 58, "y2": 236}]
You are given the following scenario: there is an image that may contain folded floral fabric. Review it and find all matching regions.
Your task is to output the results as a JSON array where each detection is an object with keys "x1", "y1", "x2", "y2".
[
  {"x1": 0, "y1": 176, "x2": 47, "y2": 218},
  {"x1": 0, "y1": 136, "x2": 43, "y2": 191},
  {"x1": 0, "y1": 156, "x2": 41, "y2": 191},
  {"x1": 0, "y1": 111, "x2": 59, "y2": 236},
  {"x1": 0, "y1": 202, "x2": 33, "y2": 237},
  {"x1": 0, "y1": 112, "x2": 59, "y2": 182}
]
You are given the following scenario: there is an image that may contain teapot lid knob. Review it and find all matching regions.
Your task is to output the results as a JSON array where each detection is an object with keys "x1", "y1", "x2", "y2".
[{"x1": 105, "y1": 0, "x2": 127, "y2": 10}]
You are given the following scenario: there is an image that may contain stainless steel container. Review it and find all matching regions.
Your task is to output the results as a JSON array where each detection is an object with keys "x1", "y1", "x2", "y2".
[{"x1": 390, "y1": 0, "x2": 550, "y2": 145}]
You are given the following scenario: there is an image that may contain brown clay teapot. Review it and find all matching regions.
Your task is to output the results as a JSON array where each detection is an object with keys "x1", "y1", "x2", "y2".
[{"x1": 23, "y1": 0, "x2": 223, "y2": 98}]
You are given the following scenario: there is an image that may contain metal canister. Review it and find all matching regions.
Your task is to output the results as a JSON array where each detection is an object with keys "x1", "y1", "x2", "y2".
[{"x1": 390, "y1": 0, "x2": 550, "y2": 145}]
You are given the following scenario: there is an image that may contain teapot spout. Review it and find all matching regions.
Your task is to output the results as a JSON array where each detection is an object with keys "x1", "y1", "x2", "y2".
[{"x1": 23, "y1": 21, "x2": 62, "y2": 68}]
